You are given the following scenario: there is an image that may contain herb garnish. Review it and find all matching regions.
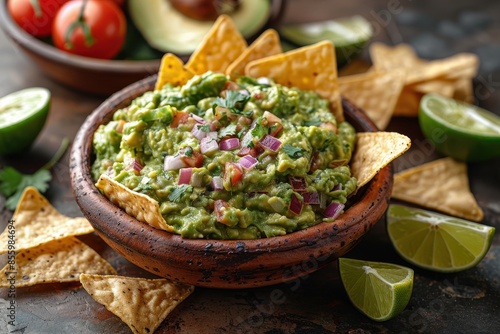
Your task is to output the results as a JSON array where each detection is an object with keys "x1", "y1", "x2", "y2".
[
  {"x1": 0, "y1": 138, "x2": 70, "y2": 210},
  {"x1": 282, "y1": 144, "x2": 306, "y2": 159}
]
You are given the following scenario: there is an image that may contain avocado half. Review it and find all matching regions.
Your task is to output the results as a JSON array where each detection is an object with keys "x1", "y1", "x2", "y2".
[{"x1": 128, "y1": 0, "x2": 271, "y2": 55}]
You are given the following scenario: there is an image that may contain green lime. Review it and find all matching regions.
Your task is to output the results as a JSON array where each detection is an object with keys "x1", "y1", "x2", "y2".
[
  {"x1": 279, "y1": 15, "x2": 373, "y2": 66},
  {"x1": 339, "y1": 258, "x2": 414, "y2": 322},
  {"x1": 387, "y1": 204, "x2": 495, "y2": 273},
  {"x1": 419, "y1": 93, "x2": 500, "y2": 162},
  {"x1": 0, "y1": 87, "x2": 51, "y2": 155}
]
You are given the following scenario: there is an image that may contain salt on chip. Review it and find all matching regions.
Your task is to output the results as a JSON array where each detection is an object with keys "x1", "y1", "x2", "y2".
[
  {"x1": 185, "y1": 14, "x2": 247, "y2": 75},
  {"x1": 80, "y1": 274, "x2": 194, "y2": 334},
  {"x1": 0, "y1": 236, "x2": 116, "y2": 288},
  {"x1": 245, "y1": 41, "x2": 343, "y2": 121},
  {"x1": 155, "y1": 53, "x2": 194, "y2": 90},
  {"x1": 351, "y1": 132, "x2": 411, "y2": 190},
  {"x1": 0, "y1": 187, "x2": 94, "y2": 254},
  {"x1": 339, "y1": 70, "x2": 404, "y2": 130},
  {"x1": 225, "y1": 29, "x2": 282, "y2": 78},
  {"x1": 95, "y1": 175, "x2": 173, "y2": 232},
  {"x1": 391, "y1": 157, "x2": 484, "y2": 222}
]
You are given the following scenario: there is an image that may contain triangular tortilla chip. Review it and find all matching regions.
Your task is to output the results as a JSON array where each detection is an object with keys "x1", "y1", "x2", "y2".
[
  {"x1": 185, "y1": 14, "x2": 247, "y2": 75},
  {"x1": 0, "y1": 187, "x2": 94, "y2": 254},
  {"x1": 155, "y1": 53, "x2": 194, "y2": 90},
  {"x1": 80, "y1": 274, "x2": 194, "y2": 334},
  {"x1": 351, "y1": 132, "x2": 411, "y2": 189},
  {"x1": 339, "y1": 70, "x2": 404, "y2": 130},
  {"x1": 245, "y1": 41, "x2": 344, "y2": 122},
  {"x1": 392, "y1": 157, "x2": 484, "y2": 221},
  {"x1": 225, "y1": 29, "x2": 282, "y2": 78},
  {"x1": 0, "y1": 236, "x2": 116, "y2": 287},
  {"x1": 95, "y1": 175, "x2": 173, "y2": 232}
]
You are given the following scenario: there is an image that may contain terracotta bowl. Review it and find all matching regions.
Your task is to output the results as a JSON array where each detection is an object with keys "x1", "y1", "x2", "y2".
[
  {"x1": 0, "y1": 0, "x2": 285, "y2": 96},
  {"x1": 70, "y1": 75, "x2": 393, "y2": 289}
]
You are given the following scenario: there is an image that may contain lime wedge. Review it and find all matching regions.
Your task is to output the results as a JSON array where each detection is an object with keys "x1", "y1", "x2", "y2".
[
  {"x1": 387, "y1": 204, "x2": 495, "y2": 273},
  {"x1": 339, "y1": 258, "x2": 414, "y2": 322},
  {"x1": 419, "y1": 93, "x2": 500, "y2": 162},
  {"x1": 279, "y1": 15, "x2": 373, "y2": 66},
  {"x1": 0, "y1": 88, "x2": 51, "y2": 155}
]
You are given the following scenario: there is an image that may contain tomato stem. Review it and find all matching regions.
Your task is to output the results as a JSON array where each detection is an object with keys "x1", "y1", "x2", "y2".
[
  {"x1": 64, "y1": 0, "x2": 95, "y2": 49},
  {"x1": 29, "y1": 0, "x2": 42, "y2": 18}
]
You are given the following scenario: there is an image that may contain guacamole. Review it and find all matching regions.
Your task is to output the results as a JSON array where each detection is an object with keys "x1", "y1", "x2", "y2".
[{"x1": 91, "y1": 72, "x2": 357, "y2": 239}]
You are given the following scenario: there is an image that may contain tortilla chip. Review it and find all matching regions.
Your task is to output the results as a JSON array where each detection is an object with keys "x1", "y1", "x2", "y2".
[
  {"x1": 80, "y1": 274, "x2": 194, "y2": 334},
  {"x1": 155, "y1": 53, "x2": 194, "y2": 90},
  {"x1": 392, "y1": 157, "x2": 484, "y2": 221},
  {"x1": 370, "y1": 42, "x2": 424, "y2": 73},
  {"x1": 245, "y1": 41, "x2": 343, "y2": 121},
  {"x1": 185, "y1": 14, "x2": 247, "y2": 75},
  {"x1": 0, "y1": 236, "x2": 116, "y2": 287},
  {"x1": 95, "y1": 175, "x2": 173, "y2": 232},
  {"x1": 0, "y1": 187, "x2": 94, "y2": 254},
  {"x1": 339, "y1": 70, "x2": 404, "y2": 130},
  {"x1": 225, "y1": 29, "x2": 282, "y2": 78},
  {"x1": 351, "y1": 132, "x2": 411, "y2": 189}
]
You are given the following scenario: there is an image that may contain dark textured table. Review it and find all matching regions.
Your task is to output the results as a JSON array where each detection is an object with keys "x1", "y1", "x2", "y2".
[{"x1": 1, "y1": 0, "x2": 499, "y2": 333}]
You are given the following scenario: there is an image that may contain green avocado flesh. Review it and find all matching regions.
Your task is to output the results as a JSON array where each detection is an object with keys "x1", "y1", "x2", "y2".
[
  {"x1": 91, "y1": 73, "x2": 357, "y2": 239},
  {"x1": 128, "y1": 0, "x2": 271, "y2": 55}
]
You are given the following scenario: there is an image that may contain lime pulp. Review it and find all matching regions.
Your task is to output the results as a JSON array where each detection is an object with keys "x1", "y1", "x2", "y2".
[
  {"x1": 387, "y1": 204, "x2": 495, "y2": 273},
  {"x1": 419, "y1": 93, "x2": 500, "y2": 162},
  {"x1": 0, "y1": 87, "x2": 51, "y2": 155},
  {"x1": 339, "y1": 258, "x2": 414, "y2": 322}
]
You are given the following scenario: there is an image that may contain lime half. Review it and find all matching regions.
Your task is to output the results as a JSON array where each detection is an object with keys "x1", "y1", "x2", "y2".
[
  {"x1": 339, "y1": 258, "x2": 414, "y2": 322},
  {"x1": 279, "y1": 15, "x2": 373, "y2": 66},
  {"x1": 0, "y1": 88, "x2": 51, "y2": 155},
  {"x1": 387, "y1": 204, "x2": 495, "y2": 273},
  {"x1": 419, "y1": 93, "x2": 500, "y2": 162}
]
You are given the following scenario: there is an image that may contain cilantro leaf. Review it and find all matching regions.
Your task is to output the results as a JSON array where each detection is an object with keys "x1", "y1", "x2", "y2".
[
  {"x1": 282, "y1": 144, "x2": 306, "y2": 159},
  {"x1": 0, "y1": 138, "x2": 69, "y2": 211},
  {"x1": 251, "y1": 118, "x2": 268, "y2": 138},
  {"x1": 303, "y1": 118, "x2": 322, "y2": 127},
  {"x1": 168, "y1": 185, "x2": 193, "y2": 202},
  {"x1": 218, "y1": 124, "x2": 237, "y2": 139},
  {"x1": 213, "y1": 90, "x2": 250, "y2": 113}
]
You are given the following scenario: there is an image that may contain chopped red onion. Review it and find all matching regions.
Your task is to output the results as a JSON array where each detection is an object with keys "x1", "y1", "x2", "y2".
[
  {"x1": 190, "y1": 113, "x2": 205, "y2": 123},
  {"x1": 164, "y1": 155, "x2": 187, "y2": 170},
  {"x1": 239, "y1": 155, "x2": 258, "y2": 169},
  {"x1": 127, "y1": 158, "x2": 143, "y2": 175},
  {"x1": 289, "y1": 176, "x2": 307, "y2": 191},
  {"x1": 257, "y1": 77, "x2": 272, "y2": 85},
  {"x1": 219, "y1": 137, "x2": 240, "y2": 150},
  {"x1": 178, "y1": 168, "x2": 193, "y2": 185},
  {"x1": 211, "y1": 176, "x2": 224, "y2": 190},
  {"x1": 323, "y1": 202, "x2": 345, "y2": 219},
  {"x1": 239, "y1": 89, "x2": 250, "y2": 96},
  {"x1": 191, "y1": 124, "x2": 208, "y2": 140},
  {"x1": 259, "y1": 135, "x2": 282, "y2": 152},
  {"x1": 206, "y1": 131, "x2": 218, "y2": 139},
  {"x1": 200, "y1": 137, "x2": 219, "y2": 154},
  {"x1": 289, "y1": 194, "x2": 303, "y2": 215},
  {"x1": 333, "y1": 183, "x2": 343, "y2": 191},
  {"x1": 302, "y1": 192, "x2": 320, "y2": 205}
]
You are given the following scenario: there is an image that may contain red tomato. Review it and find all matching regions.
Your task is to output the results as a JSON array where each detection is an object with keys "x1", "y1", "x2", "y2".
[
  {"x1": 52, "y1": 0, "x2": 126, "y2": 59},
  {"x1": 8, "y1": 0, "x2": 68, "y2": 37}
]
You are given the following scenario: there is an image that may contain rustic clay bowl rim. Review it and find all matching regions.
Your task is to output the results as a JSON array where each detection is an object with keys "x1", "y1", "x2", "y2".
[{"x1": 70, "y1": 74, "x2": 392, "y2": 288}]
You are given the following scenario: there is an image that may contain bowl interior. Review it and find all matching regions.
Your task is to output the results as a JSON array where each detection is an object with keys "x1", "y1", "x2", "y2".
[{"x1": 70, "y1": 75, "x2": 392, "y2": 288}]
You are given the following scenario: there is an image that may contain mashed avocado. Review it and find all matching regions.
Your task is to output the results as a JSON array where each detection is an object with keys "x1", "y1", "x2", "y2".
[{"x1": 91, "y1": 72, "x2": 357, "y2": 239}]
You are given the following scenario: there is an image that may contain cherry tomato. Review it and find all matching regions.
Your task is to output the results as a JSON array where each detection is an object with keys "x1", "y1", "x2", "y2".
[
  {"x1": 8, "y1": 0, "x2": 68, "y2": 37},
  {"x1": 52, "y1": 0, "x2": 126, "y2": 59}
]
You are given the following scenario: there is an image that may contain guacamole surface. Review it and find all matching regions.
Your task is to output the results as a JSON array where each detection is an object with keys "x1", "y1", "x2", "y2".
[{"x1": 91, "y1": 72, "x2": 357, "y2": 239}]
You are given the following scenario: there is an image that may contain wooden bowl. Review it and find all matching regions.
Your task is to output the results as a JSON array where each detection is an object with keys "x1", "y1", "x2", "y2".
[
  {"x1": 0, "y1": 0, "x2": 285, "y2": 96},
  {"x1": 70, "y1": 75, "x2": 393, "y2": 289}
]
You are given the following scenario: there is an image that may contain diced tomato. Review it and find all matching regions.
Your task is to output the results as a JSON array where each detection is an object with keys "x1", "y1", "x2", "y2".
[
  {"x1": 214, "y1": 199, "x2": 231, "y2": 225},
  {"x1": 179, "y1": 147, "x2": 204, "y2": 167},
  {"x1": 237, "y1": 145, "x2": 264, "y2": 158},
  {"x1": 170, "y1": 111, "x2": 190, "y2": 128},
  {"x1": 224, "y1": 162, "x2": 243, "y2": 186}
]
